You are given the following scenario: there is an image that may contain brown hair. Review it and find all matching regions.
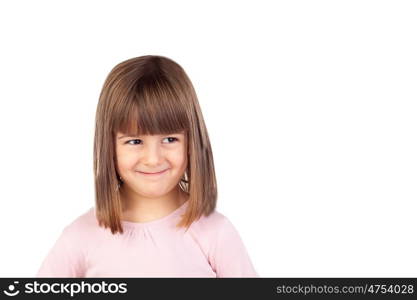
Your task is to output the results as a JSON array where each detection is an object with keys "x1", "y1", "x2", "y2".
[{"x1": 93, "y1": 55, "x2": 217, "y2": 234}]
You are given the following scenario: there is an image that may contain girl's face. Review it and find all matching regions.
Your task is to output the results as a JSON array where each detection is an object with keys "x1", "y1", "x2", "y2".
[{"x1": 115, "y1": 130, "x2": 188, "y2": 199}]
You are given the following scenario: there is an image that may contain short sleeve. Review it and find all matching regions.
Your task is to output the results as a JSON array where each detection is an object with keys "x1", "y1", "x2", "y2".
[
  {"x1": 209, "y1": 217, "x2": 259, "y2": 277},
  {"x1": 36, "y1": 227, "x2": 85, "y2": 277}
]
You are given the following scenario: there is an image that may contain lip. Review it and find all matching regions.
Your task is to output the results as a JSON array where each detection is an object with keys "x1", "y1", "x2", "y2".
[{"x1": 136, "y1": 169, "x2": 169, "y2": 176}]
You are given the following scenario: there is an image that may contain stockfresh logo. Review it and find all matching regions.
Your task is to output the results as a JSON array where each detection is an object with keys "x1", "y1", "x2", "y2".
[
  {"x1": 2, "y1": 280, "x2": 128, "y2": 297},
  {"x1": 3, "y1": 281, "x2": 20, "y2": 297}
]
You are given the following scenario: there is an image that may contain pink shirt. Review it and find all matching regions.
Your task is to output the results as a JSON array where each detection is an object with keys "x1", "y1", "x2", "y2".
[{"x1": 36, "y1": 200, "x2": 258, "y2": 277}]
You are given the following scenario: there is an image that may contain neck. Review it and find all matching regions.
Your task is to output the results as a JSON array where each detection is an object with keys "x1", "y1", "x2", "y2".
[{"x1": 119, "y1": 185, "x2": 188, "y2": 223}]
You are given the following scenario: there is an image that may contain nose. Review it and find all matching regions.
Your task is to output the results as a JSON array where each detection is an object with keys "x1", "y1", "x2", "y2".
[{"x1": 142, "y1": 142, "x2": 164, "y2": 166}]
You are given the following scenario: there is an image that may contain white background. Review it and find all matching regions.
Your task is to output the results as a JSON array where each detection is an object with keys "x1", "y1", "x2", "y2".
[{"x1": 0, "y1": 0, "x2": 416, "y2": 277}]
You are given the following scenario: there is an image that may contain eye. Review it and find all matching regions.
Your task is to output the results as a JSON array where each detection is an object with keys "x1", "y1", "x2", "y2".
[
  {"x1": 125, "y1": 139, "x2": 142, "y2": 145},
  {"x1": 163, "y1": 137, "x2": 179, "y2": 144}
]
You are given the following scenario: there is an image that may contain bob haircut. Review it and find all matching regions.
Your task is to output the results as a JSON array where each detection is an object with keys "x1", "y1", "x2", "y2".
[{"x1": 93, "y1": 55, "x2": 217, "y2": 234}]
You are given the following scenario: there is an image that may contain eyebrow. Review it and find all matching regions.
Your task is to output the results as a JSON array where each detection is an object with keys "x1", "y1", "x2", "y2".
[
  {"x1": 118, "y1": 135, "x2": 137, "y2": 140},
  {"x1": 117, "y1": 133, "x2": 184, "y2": 140}
]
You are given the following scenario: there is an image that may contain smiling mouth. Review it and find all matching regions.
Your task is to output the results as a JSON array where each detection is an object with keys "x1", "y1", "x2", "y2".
[{"x1": 137, "y1": 169, "x2": 168, "y2": 175}]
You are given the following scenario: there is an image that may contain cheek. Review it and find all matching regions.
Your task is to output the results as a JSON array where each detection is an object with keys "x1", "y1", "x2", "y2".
[
  {"x1": 115, "y1": 149, "x2": 137, "y2": 169},
  {"x1": 169, "y1": 149, "x2": 187, "y2": 169}
]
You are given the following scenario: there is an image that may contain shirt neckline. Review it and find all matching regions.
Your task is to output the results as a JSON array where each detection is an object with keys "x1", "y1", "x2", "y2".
[{"x1": 120, "y1": 199, "x2": 189, "y2": 230}]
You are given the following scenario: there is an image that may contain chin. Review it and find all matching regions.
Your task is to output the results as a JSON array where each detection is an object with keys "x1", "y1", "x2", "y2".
[{"x1": 140, "y1": 189, "x2": 169, "y2": 197}]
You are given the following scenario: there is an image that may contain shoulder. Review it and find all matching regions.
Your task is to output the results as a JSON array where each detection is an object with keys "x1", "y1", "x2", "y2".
[
  {"x1": 36, "y1": 207, "x2": 96, "y2": 277},
  {"x1": 60, "y1": 206, "x2": 101, "y2": 242},
  {"x1": 190, "y1": 209, "x2": 230, "y2": 234},
  {"x1": 188, "y1": 208, "x2": 238, "y2": 245}
]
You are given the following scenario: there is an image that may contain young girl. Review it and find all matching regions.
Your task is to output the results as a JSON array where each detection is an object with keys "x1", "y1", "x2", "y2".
[{"x1": 36, "y1": 55, "x2": 258, "y2": 277}]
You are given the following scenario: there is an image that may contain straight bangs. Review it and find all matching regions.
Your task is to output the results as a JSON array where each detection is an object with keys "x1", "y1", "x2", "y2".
[{"x1": 113, "y1": 76, "x2": 190, "y2": 138}]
